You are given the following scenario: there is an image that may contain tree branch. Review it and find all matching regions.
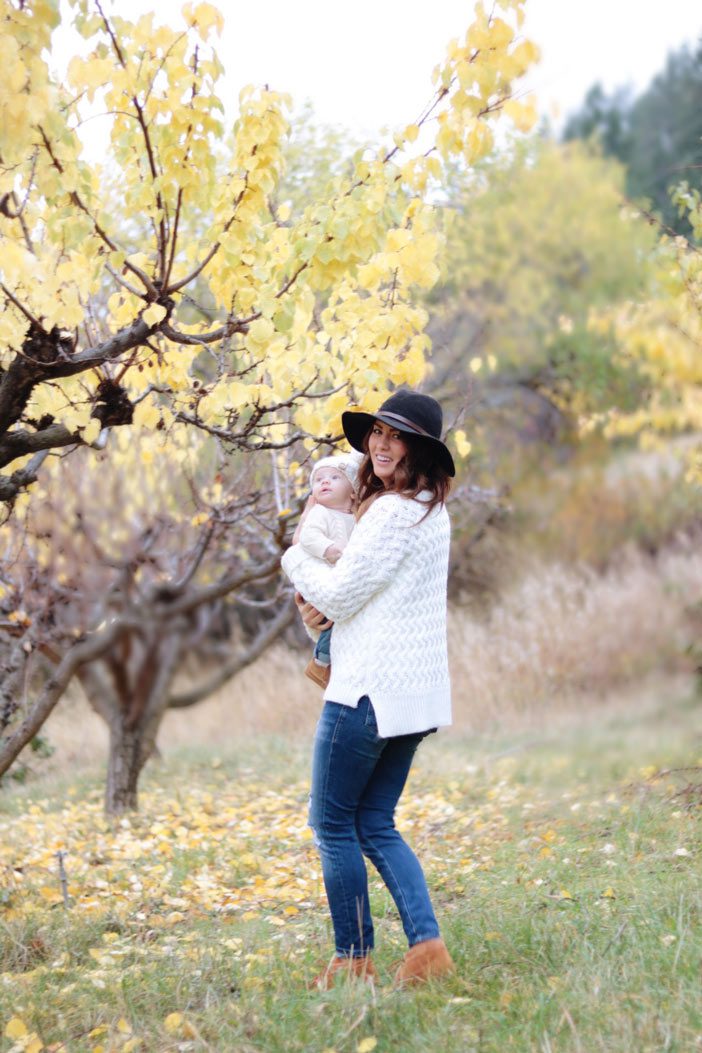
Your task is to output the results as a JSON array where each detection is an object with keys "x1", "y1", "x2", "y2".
[
  {"x1": 0, "y1": 422, "x2": 85, "y2": 469},
  {"x1": 0, "y1": 616, "x2": 138, "y2": 776},
  {"x1": 153, "y1": 555, "x2": 282, "y2": 618},
  {"x1": 168, "y1": 597, "x2": 295, "y2": 708},
  {"x1": 0, "y1": 449, "x2": 51, "y2": 503}
]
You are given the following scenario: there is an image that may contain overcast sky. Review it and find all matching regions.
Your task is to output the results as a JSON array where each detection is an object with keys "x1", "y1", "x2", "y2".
[{"x1": 54, "y1": 0, "x2": 702, "y2": 143}]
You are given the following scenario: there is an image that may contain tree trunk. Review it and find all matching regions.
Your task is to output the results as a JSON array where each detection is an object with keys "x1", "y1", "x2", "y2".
[
  {"x1": 105, "y1": 723, "x2": 147, "y2": 814},
  {"x1": 101, "y1": 629, "x2": 183, "y2": 814}
]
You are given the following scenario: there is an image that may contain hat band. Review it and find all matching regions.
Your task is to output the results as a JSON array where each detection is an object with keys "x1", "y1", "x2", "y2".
[{"x1": 379, "y1": 411, "x2": 437, "y2": 440}]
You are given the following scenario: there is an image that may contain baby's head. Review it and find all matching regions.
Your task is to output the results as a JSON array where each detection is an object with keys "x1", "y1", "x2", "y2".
[{"x1": 310, "y1": 454, "x2": 359, "y2": 512}]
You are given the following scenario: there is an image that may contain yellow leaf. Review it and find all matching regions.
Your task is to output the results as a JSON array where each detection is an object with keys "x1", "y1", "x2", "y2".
[
  {"x1": 5, "y1": 1018, "x2": 28, "y2": 1040},
  {"x1": 142, "y1": 304, "x2": 167, "y2": 327},
  {"x1": 357, "y1": 1040, "x2": 377, "y2": 1053},
  {"x1": 454, "y1": 429, "x2": 472, "y2": 458},
  {"x1": 503, "y1": 98, "x2": 538, "y2": 133},
  {"x1": 601, "y1": 887, "x2": 616, "y2": 899},
  {"x1": 83, "y1": 418, "x2": 101, "y2": 445},
  {"x1": 163, "y1": 1013, "x2": 183, "y2": 1034},
  {"x1": 559, "y1": 889, "x2": 574, "y2": 901},
  {"x1": 122, "y1": 1039, "x2": 142, "y2": 1052},
  {"x1": 182, "y1": 1, "x2": 225, "y2": 38},
  {"x1": 116, "y1": 1017, "x2": 131, "y2": 1034}
]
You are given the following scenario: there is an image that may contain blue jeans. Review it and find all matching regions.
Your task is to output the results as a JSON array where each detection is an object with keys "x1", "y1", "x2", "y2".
[
  {"x1": 308, "y1": 696, "x2": 440, "y2": 958},
  {"x1": 314, "y1": 626, "x2": 332, "y2": 666}
]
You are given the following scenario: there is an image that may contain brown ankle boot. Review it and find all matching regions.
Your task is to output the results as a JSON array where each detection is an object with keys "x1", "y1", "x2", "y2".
[
  {"x1": 305, "y1": 658, "x2": 331, "y2": 689},
  {"x1": 394, "y1": 938, "x2": 454, "y2": 986},
  {"x1": 310, "y1": 954, "x2": 377, "y2": 991}
]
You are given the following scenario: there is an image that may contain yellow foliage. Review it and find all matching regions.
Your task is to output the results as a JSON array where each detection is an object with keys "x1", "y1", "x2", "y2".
[
  {"x1": 0, "y1": 0, "x2": 538, "y2": 496},
  {"x1": 592, "y1": 228, "x2": 702, "y2": 481}
]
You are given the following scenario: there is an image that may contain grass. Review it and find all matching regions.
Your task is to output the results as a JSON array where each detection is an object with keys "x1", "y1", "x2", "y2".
[{"x1": 1, "y1": 687, "x2": 701, "y2": 1052}]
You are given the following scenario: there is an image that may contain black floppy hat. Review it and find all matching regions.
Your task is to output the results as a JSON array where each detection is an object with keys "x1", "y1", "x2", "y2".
[{"x1": 342, "y1": 389, "x2": 456, "y2": 477}]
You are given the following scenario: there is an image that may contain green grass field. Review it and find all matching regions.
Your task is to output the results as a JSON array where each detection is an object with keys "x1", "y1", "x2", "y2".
[{"x1": 1, "y1": 687, "x2": 701, "y2": 1052}]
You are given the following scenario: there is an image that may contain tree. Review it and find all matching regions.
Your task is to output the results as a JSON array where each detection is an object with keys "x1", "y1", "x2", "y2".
[
  {"x1": 424, "y1": 137, "x2": 658, "y2": 469},
  {"x1": 588, "y1": 192, "x2": 702, "y2": 484},
  {"x1": 0, "y1": 432, "x2": 302, "y2": 811},
  {"x1": 0, "y1": 0, "x2": 540, "y2": 808},
  {"x1": 563, "y1": 42, "x2": 702, "y2": 236},
  {"x1": 0, "y1": 0, "x2": 538, "y2": 511}
]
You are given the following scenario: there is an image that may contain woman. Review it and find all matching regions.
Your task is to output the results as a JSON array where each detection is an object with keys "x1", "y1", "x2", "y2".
[{"x1": 281, "y1": 388, "x2": 456, "y2": 989}]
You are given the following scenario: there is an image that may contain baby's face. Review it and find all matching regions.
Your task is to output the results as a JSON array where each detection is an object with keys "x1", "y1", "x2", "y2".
[{"x1": 312, "y1": 467, "x2": 355, "y2": 510}]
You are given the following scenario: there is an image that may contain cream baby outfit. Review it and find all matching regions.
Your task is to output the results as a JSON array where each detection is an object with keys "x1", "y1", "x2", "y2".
[{"x1": 298, "y1": 505, "x2": 355, "y2": 561}]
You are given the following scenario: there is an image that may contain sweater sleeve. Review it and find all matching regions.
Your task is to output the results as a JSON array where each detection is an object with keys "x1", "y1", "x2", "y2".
[
  {"x1": 281, "y1": 494, "x2": 416, "y2": 622},
  {"x1": 298, "y1": 506, "x2": 335, "y2": 561}
]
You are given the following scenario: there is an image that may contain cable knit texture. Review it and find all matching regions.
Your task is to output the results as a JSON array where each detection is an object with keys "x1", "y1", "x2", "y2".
[{"x1": 281, "y1": 492, "x2": 451, "y2": 737}]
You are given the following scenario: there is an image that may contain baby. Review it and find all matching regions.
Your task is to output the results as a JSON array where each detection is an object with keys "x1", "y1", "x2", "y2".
[{"x1": 298, "y1": 452, "x2": 360, "y2": 688}]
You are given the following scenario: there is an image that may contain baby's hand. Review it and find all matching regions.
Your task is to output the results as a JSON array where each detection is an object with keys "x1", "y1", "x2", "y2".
[{"x1": 324, "y1": 544, "x2": 343, "y2": 565}]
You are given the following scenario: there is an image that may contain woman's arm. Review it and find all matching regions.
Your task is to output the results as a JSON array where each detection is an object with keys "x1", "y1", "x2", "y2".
[{"x1": 281, "y1": 495, "x2": 416, "y2": 622}]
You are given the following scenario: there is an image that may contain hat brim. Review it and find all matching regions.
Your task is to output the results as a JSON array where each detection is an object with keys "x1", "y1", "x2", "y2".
[{"x1": 341, "y1": 410, "x2": 456, "y2": 477}]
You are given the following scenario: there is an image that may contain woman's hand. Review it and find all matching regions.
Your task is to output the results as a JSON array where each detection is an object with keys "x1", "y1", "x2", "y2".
[
  {"x1": 294, "y1": 591, "x2": 333, "y2": 631},
  {"x1": 292, "y1": 494, "x2": 317, "y2": 545}
]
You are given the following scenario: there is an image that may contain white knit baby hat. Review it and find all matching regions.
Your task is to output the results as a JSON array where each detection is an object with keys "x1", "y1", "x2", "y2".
[{"x1": 309, "y1": 451, "x2": 362, "y2": 493}]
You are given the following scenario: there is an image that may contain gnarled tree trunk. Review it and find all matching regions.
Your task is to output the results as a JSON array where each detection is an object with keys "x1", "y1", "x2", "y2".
[{"x1": 81, "y1": 627, "x2": 184, "y2": 814}]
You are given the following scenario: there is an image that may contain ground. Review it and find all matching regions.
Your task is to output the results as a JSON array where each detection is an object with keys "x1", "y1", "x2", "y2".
[{"x1": 1, "y1": 682, "x2": 701, "y2": 1052}]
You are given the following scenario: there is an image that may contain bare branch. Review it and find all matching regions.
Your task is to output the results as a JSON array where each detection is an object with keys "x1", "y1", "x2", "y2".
[
  {"x1": 0, "y1": 449, "x2": 51, "y2": 503},
  {"x1": 155, "y1": 554, "x2": 282, "y2": 618},
  {"x1": 154, "y1": 523, "x2": 216, "y2": 598},
  {"x1": 160, "y1": 320, "x2": 245, "y2": 345},
  {"x1": 168, "y1": 597, "x2": 295, "y2": 708},
  {"x1": 105, "y1": 262, "x2": 148, "y2": 299},
  {"x1": 0, "y1": 422, "x2": 85, "y2": 469},
  {"x1": 0, "y1": 616, "x2": 138, "y2": 776},
  {"x1": 0, "y1": 283, "x2": 45, "y2": 330}
]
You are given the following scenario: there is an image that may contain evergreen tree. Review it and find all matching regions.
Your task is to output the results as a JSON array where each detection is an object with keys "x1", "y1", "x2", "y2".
[{"x1": 563, "y1": 40, "x2": 702, "y2": 235}]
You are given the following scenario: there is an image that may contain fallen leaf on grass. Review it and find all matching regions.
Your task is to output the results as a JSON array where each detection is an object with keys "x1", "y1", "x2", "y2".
[{"x1": 4, "y1": 1019, "x2": 28, "y2": 1040}]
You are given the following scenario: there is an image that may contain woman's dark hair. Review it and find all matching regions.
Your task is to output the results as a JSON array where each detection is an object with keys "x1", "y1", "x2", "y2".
[{"x1": 356, "y1": 426, "x2": 451, "y2": 520}]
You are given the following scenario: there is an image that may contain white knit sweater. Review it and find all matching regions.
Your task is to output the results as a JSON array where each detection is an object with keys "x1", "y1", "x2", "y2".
[{"x1": 281, "y1": 492, "x2": 451, "y2": 737}]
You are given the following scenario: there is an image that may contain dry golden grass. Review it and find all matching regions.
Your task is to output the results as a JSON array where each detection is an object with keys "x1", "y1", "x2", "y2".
[
  {"x1": 447, "y1": 540, "x2": 702, "y2": 728},
  {"x1": 42, "y1": 540, "x2": 701, "y2": 772}
]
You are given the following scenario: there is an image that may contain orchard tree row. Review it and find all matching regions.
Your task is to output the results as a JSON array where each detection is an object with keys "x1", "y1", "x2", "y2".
[{"x1": 0, "y1": 0, "x2": 538, "y2": 810}]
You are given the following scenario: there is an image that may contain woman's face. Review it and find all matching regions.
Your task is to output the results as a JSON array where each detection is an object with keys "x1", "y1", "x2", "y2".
[{"x1": 368, "y1": 420, "x2": 408, "y2": 487}]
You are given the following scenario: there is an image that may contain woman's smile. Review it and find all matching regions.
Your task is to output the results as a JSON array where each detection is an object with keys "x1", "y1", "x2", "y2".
[{"x1": 368, "y1": 422, "x2": 408, "y2": 486}]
